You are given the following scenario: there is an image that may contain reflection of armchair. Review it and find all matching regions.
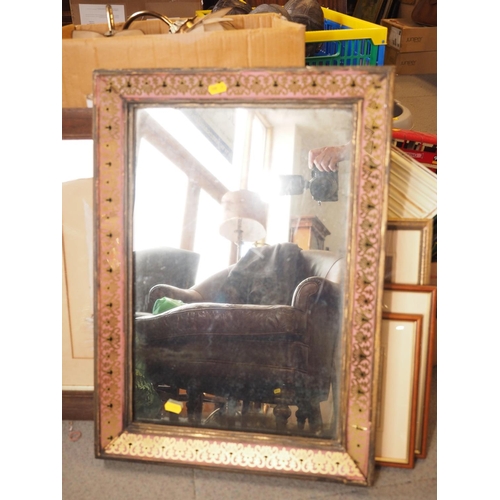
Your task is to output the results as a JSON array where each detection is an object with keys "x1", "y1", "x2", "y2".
[
  {"x1": 134, "y1": 247, "x2": 200, "y2": 313},
  {"x1": 135, "y1": 243, "x2": 344, "y2": 433}
]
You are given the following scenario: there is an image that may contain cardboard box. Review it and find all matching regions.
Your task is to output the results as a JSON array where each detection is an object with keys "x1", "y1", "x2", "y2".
[
  {"x1": 384, "y1": 46, "x2": 436, "y2": 75},
  {"x1": 62, "y1": 13, "x2": 305, "y2": 108},
  {"x1": 381, "y1": 18, "x2": 437, "y2": 53},
  {"x1": 70, "y1": 1, "x2": 201, "y2": 25}
]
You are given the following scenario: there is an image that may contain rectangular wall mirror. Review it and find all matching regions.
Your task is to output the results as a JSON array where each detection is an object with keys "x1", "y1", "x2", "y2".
[{"x1": 93, "y1": 66, "x2": 394, "y2": 485}]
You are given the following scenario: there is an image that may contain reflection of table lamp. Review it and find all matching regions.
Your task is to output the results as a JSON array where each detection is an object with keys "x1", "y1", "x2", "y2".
[{"x1": 219, "y1": 190, "x2": 267, "y2": 261}]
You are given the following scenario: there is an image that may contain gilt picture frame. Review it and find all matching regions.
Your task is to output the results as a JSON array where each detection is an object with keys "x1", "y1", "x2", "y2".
[
  {"x1": 385, "y1": 218, "x2": 434, "y2": 285},
  {"x1": 375, "y1": 312, "x2": 422, "y2": 468},
  {"x1": 93, "y1": 66, "x2": 395, "y2": 485},
  {"x1": 353, "y1": 0, "x2": 386, "y2": 24},
  {"x1": 382, "y1": 284, "x2": 437, "y2": 459}
]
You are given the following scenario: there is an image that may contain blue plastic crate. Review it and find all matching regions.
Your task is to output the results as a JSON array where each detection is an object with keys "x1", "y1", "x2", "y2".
[{"x1": 306, "y1": 10, "x2": 387, "y2": 66}]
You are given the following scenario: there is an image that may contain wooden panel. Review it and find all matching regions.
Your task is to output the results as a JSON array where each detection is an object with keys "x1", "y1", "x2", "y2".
[
  {"x1": 62, "y1": 108, "x2": 92, "y2": 140},
  {"x1": 62, "y1": 390, "x2": 94, "y2": 420}
]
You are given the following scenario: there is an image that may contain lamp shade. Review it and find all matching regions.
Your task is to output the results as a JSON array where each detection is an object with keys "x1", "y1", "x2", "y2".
[{"x1": 219, "y1": 190, "x2": 267, "y2": 243}]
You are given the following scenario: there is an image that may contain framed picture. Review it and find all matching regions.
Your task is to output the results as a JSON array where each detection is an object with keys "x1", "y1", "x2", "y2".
[
  {"x1": 353, "y1": 0, "x2": 386, "y2": 23},
  {"x1": 382, "y1": 284, "x2": 437, "y2": 458},
  {"x1": 93, "y1": 66, "x2": 395, "y2": 485},
  {"x1": 62, "y1": 175, "x2": 94, "y2": 419},
  {"x1": 385, "y1": 218, "x2": 433, "y2": 285},
  {"x1": 62, "y1": 109, "x2": 95, "y2": 421},
  {"x1": 375, "y1": 313, "x2": 422, "y2": 468}
]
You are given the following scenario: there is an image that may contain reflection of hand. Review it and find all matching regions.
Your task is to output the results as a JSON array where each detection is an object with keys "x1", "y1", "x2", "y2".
[{"x1": 308, "y1": 145, "x2": 350, "y2": 172}]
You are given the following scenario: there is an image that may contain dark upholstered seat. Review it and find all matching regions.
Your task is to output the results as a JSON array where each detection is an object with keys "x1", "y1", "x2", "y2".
[
  {"x1": 134, "y1": 243, "x2": 344, "y2": 434},
  {"x1": 134, "y1": 246, "x2": 200, "y2": 313}
]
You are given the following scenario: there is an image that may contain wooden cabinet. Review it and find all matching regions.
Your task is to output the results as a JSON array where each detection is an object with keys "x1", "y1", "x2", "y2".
[{"x1": 290, "y1": 216, "x2": 331, "y2": 250}]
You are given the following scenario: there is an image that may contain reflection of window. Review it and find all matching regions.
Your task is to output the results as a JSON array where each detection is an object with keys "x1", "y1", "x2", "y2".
[
  {"x1": 232, "y1": 109, "x2": 271, "y2": 191},
  {"x1": 233, "y1": 110, "x2": 292, "y2": 246},
  {"x1": 135, "y1": 109, "x2": 236, "y2": 282},
  {"x1": 146, "y1": 108, "x2": 236, "y2": 190},
  {"x1": 133, "y1": 138, "x2": 188, "y2": 251},
  {"x1": 247, "y1": 112, "x2": 271, "y2": 192},
  {"x1": 133, "y1": 108, "x2": 301, "y2": 281},
  {"x1": 193, "y1": 190, "x2": 231, "y2": 283}
]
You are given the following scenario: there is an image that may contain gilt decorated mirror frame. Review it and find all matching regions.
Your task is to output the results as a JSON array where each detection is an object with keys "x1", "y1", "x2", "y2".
[{"x1": 93, "y1": 66, "x2": 394, "y2": 485}]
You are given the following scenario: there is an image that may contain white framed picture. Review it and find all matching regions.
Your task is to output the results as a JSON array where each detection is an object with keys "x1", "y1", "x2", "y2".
[
  {"x1": 376, "y1": 313, "x2": 422, "y2": 468},
  {"x1": 382, "y1": 284, "x2": 437, "y2": 458}
]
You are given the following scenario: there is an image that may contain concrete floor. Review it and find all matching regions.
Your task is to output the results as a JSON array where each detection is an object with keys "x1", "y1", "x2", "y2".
[
  {"x1": 393, "y1": 74, "x2": 437, "y2": 135},
  {"x1": 62, "y1": 366, "x2": 437, "y2": 499}
]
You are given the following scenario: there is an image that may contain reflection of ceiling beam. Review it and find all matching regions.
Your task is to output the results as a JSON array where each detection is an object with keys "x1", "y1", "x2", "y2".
[
  {"x1": 138, "y1": 111, "x2": 228, "y2": 203},
  {"x1": 181, "y1": 109, "x2": 233, "y2": 163}
]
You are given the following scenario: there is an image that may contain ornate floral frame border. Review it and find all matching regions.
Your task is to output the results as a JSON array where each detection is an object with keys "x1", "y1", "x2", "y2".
[{"x1": 93, "y1": 67, "x2": 394, "y2": 485}]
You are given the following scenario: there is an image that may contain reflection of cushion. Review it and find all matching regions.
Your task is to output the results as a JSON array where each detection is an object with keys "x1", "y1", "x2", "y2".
[
  {"x1": 216, "y1": 243, "x2": 306, "y2": 305},
  {"x1": 152, "y1": 297, "x2": 184, "y2": 315},
  {"x1": 211, "y1": 0, "x2": 252, "y2": 15},
  {"x1": 251, "y1": 4, "x2": 292, "y2": 20},
  {"x1": 284, "y1": 0, "x2": 324, "y2": 31},
  {"x1": 284, "y1": 0, "x2": 324, "y2": 57}
]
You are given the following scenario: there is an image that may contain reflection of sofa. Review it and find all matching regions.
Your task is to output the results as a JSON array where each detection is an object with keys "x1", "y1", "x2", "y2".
[
  {"x1": 135, "y1": 243, "x2": 344, "y2": 433},
  {"x1": 134, "y1": 247, "x2": 200, "y2": 313}
]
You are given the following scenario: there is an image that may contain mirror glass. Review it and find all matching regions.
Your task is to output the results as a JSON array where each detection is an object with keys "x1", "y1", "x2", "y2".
[{"x1": 132, "y1": 103, "x2": 355, "y2": 440}]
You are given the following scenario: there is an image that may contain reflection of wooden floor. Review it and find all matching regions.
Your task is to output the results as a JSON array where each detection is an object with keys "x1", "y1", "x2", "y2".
[
  {"x1": 154, "y1": 386, "x2": 335, "y2": 438},
  {"x1": 155, "y1": 388, "x2": 336, "y2": 437},
  {"x1": 157, "y1": 388, "x2": 224, "y2": 420},
  {"x1": 157, "y1": 389, "x2": 275, "y2": 429}
]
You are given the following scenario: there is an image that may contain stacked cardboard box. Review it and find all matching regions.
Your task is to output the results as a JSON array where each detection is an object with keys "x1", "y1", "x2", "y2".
[
  {"x1": 62, "y1": 13, "x2": 305, "y2": 108},
  {"x1": 381, "y1": 18, "x2": 437, "y2": 75}
]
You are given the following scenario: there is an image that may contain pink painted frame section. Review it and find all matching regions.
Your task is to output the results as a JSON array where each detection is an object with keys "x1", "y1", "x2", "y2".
[{"x1": 93, "y1": 67, "x2": 394, "y2": 485}]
